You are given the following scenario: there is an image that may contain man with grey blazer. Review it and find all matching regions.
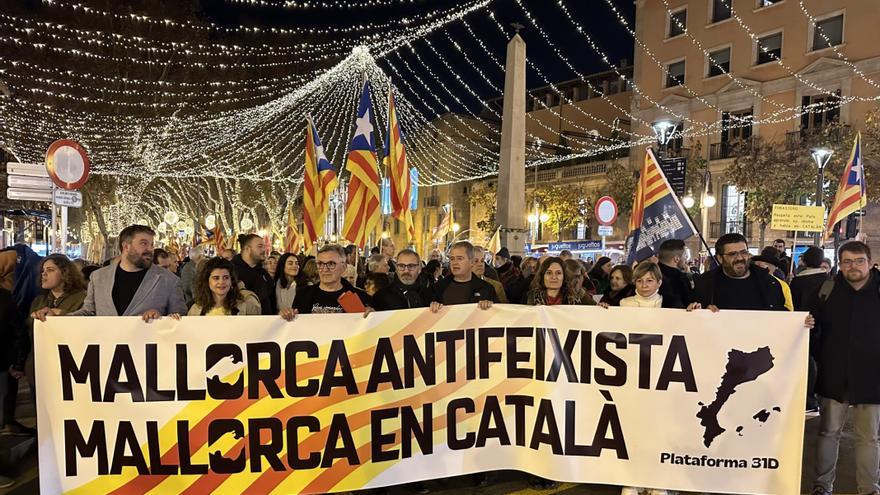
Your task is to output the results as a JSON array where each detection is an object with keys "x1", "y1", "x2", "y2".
[{"x1": 35, "y1": 225, "x2": 186, "y2": 321}]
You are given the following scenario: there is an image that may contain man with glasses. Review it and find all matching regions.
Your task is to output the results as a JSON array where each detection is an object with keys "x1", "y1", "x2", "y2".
[
  {"x1": 290, "y1": 244, "x2": 371, "y2": 314},
  {"x1": 372, "y1": 249, "x2": 433, "y2": 311},
  {"x1": 689, "y1": 233, "x2": 787, "y2": 311},
  {"x1": 810, "y1": 241, "x2": 880, "y2": 495}
]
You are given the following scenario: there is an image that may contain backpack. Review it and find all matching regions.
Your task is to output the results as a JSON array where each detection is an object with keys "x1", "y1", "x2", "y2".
[{"x1": 817, "y1": 268, "x2": 880, "y2": 302}]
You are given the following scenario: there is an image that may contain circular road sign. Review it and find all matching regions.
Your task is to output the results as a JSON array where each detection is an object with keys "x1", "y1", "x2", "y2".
[
  {"x1": 46, "y1": 139, "x2": 90, "y2": 190},
  {"x1": 595, "y1": 196, "x2": 618, "y2": 226}
]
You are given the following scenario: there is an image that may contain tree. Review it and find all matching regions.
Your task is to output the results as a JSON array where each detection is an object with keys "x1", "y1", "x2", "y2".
[
  {"x1": 728, "y1": 138, "x2": 813, "y2": 247},
  {"x1": 529, "y1": 183, "x2": 594, "y2": 241},
  {"x1": 468, "y1": 182, "x2": 497, "y2": 234},
  {"x1": 604, "y1": 162, "x2": 638, "y2": 217}
]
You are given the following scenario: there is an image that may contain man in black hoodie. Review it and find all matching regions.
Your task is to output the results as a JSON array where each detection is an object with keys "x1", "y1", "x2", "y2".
[
  {"x1": 690, "y1": 233, "x2": 786, "y2": 311},
  {"x1": 232, "y1": 234, "x2": 276, "y2": 315},
  {"x1": 810, "y1": 241, "x2": 880, "y2": 495}
]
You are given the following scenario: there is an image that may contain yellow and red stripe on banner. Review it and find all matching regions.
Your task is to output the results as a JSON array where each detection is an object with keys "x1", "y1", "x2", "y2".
[{"x1": 62, "y1": 308, "x2": 513, "y2": 495}]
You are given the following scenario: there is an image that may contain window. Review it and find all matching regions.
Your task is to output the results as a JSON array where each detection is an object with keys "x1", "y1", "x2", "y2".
[
  {"x1": 707, "y1": 47, "x2": 731, "y2": 77},
  {"x1": 668, "y1": 8, "x2": 687, "y2": 38},
  {"x1": 812, "y1": 14, "x2": 844, "y2": 50},
  {"x1": 665, "y1": 60, "x2": 686, "y2": 87},
  {"x1": 711, "y1": 0, "x2": 731, "y2": 23},
  {"x1": 756, "y1": 32, "x2": 782, "y2": 65},
  {"x1": 801, "y1": 91, "x2": 841, "y2": 131},
  {"x1": 720, "y1": 185, "x2": 746, "y2": 234},
  {"x1": 608, "y1": 79, "x2": 620, "y2": 94},
  {"x1": 721, "y1": 110, "x2": 753, "y2": 143}
]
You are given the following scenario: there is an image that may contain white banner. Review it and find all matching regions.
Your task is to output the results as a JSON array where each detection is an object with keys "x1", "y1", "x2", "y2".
[{"x1": 36, "y1": 305, "x2": 808, "y2": 495}]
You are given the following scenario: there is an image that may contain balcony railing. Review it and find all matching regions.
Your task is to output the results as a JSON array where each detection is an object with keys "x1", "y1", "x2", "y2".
[
  {"x1": 423, "y1": 195, "x2": 441, "y2": 208},
  {"x1": 785, "y1": 125, "x2": 851, "y2": 149},
  {"x1": 709, "y1": 139, "x2": 755, "y2": 161},
  {"x1": 710, "y1": 221, "x2": 753, "y2": 239}
]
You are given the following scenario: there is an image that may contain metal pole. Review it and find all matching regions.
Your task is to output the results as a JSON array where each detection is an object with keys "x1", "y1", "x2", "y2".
[
  {"x1": 60, "y1": 205, "x2": 68, "y2": 256},
  {"x1": 814, "y1": 167, "x2": 823, "y2": 247}
]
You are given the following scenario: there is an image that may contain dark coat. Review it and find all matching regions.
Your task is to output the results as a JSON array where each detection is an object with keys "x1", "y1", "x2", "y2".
[
  {"x1": 790, "y1": 270, "x2": 830, "y2": 311},
  {"x1": 432, "y1": 275, "x2": 498, "y2": 304},
  {"x1": 811, "y1": 270, "x2": 880, "y2": 404},
  {"x1": 599, "y1": 284, "x2": 636, "y2": 306},
  {"x1": 0, "y1": 288, "x2": 24, "y2": 371},
  {"x1": 692, "y1": 266, "x2": 787, "y2": 310},
  {"x1": 232, "y1": 255, "x2": 277, "y2": 315},
  {"x1": 658, "y1": 263, "x2": 693, "y2": 308},
  {"x1": 372, "y1": 277, "x2": 433, "y2": 311}
]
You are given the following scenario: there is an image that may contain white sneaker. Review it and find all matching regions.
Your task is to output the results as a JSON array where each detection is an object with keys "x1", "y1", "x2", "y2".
[
  {"x1": 647, "y1": 490, "x2": 669, "y2": 495},
  {"x1": 621, "y1": 488, "x2": 641, "y2": 495}
]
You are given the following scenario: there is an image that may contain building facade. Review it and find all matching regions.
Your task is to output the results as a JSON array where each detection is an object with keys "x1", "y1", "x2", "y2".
[{"x1": 631, "y1": 0, "x2": 880, "y2": 255}]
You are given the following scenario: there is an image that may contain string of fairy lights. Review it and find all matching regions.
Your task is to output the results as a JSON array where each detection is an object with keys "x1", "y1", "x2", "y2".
[{"x1": 2, "y1": 0, "x2": 878, "y2": 243}]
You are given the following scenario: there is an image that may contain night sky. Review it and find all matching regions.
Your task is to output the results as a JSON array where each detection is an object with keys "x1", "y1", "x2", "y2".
[{"x1": 200, "y1": 0, "x2": 636, "y2": 113}]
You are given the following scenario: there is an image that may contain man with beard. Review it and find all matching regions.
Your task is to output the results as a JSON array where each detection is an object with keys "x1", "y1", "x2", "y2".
[
  {"x1": 810, "y1": 241, "x2": 880, "y2": 495},
  {"x1": 689, "y1": 233, "x2": 786, "y2": 311},
  {"x1": 47, "y1": 225, "x2": 186, "y2": 320},
  {"x1": 232, "y1": 234, "x2": 276, "y2": 315},
  {"x1": 372, "y1": 249, "x2": 433, "y2": 311}
]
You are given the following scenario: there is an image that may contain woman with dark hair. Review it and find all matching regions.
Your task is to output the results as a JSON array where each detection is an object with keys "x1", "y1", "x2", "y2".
[
  {"x1": 20, "y1": 254, "x2": 88, "y2": 397},
  {"x1": 526, "y1": 257, "x2": 596, "y2": 306},
  {"x1": 187, "y1": 257, "x2": 261, "y2": 316},
  {"x1": 587, "y1": 256, "x2": 613, "y2": 294},
  {"x1": 599, "y1": 265, "x2": 636, "y2": 307},
  {"x1": 274, "y1": 253, "x2": 299, "y2": 310}
]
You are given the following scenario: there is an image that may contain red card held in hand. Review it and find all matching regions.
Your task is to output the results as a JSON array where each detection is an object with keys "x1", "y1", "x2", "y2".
[{"x1": 337, "y1": 291, "x2": 366, "y2": 313}]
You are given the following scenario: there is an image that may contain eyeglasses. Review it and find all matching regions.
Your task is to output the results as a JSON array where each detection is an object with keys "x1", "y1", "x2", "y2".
[
  {"x1": 397, "y1": 263, "x2": 420, "y2": 271},
  {"x1": 722, "y1": 250, "x2": 751, "y2": 259},
  {"x1": 840, "y1": 258, "x2": 868, "y2": 267},
  {"x1": 316, "y1": 261, "x2": 338, "y2": 271}
]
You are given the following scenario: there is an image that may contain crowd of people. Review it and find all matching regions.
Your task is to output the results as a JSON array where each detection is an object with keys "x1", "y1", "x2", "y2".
[{"x1": 0, "y1": 223, "x2": 877, "y2": 495}]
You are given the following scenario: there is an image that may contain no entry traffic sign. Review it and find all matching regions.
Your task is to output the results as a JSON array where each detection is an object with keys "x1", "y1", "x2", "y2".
[{"x1": 594, "y1": 196, "x2": 618, "y2": 226}]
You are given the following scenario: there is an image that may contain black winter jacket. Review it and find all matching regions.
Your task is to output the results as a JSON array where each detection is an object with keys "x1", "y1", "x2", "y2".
[
  {"x1": 810, "y1": 270, "x2": 880, "y2": 404},
  {"x1": 692, "y1": 266, "x2": 787, "y2": 310}
]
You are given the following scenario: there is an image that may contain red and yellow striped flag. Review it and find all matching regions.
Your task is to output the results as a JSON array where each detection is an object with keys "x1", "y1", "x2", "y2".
[
  {"x1": 284, "y1": 204, "x2": 302, "y2": 254},
  {"x1": 385, "y1": 90, "x2": 415, "y2": 242},
  {"x1": 342, "y1": 82, "x2": 381, "y2": 249},
  {"x1": 302, "y1": 117, "x2": 338, "y2": 252}
]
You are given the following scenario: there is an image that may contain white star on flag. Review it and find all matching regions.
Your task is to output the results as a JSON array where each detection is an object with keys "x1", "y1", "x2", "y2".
[{"x1": 355, "y1": 110, "x2": 373, "y2": 138}]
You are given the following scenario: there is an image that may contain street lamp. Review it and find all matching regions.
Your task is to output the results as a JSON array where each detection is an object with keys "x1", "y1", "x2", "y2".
[
  {"x1": 451, "y1": 222, "x2": 461, "y2": 234},
  {"x1": 682, "y1": 189, "x2": 696, "y2": 209},
  {"x1": 811, "y1": 147, "x2": 833, "y2": 246},
  {"x1": 652, "y1": 120, "x2": 677, "y2": 147},
  {"x1": 703, "y1": 178, "x2": 716, "y2": 208}
]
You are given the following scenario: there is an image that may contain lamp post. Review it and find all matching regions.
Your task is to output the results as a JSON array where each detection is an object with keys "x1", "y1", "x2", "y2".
[
  {"x1": 651, "y1": 120, "x2": 677, "y2": 158},
  {"x1": 811, "y1": 147, "x2": 833, "y2": 246}
]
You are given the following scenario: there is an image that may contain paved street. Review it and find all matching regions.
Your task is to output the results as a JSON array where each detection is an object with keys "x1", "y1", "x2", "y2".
[{"x1": 0, "y1": 382, "x2": 866, "y2": 495}]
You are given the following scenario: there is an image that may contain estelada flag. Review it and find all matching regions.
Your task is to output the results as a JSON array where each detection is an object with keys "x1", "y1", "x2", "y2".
[
  {"x1": 825, "y1": 132, "x2": 867, "y2": 241},
  {"x1": 625, "y1": 148, "x2": 697, "y2": 264},
  {"x1": 341, "y1": 82, "x2": 381, "y2": 249},
  {"x1": 384, "y1": 89, "x2": 416, "y2": 242},
  {"x1": 302, "y1": 117, "x2": 338, "y2": 252}
]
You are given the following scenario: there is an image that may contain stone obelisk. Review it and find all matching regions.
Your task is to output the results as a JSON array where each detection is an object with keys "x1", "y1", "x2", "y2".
[{"x1": 496, "y1": 32, "x2": 527, "y2": 256}]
